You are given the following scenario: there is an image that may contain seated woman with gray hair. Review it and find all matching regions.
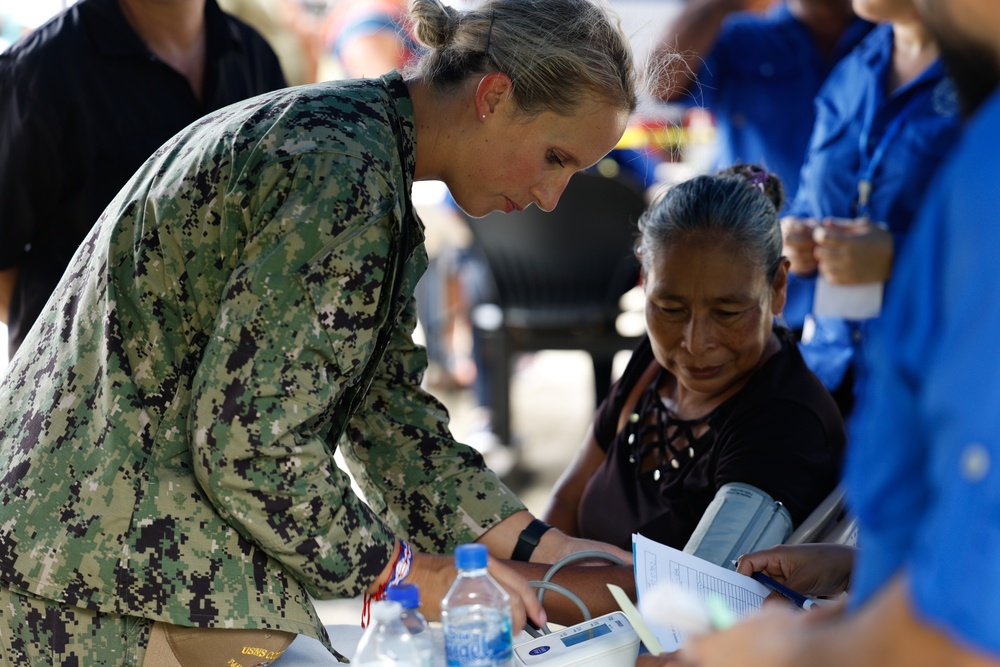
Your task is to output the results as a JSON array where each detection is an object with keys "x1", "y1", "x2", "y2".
[{"x1": 543, "y1": 164, "x2": 845, "y2": 566}]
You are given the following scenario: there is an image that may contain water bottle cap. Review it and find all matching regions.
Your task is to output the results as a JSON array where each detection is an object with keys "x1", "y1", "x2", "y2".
[
  {"x1": 454, "y1": 543, "x2": 488, "y2": 570},
  {"x1": 370, "y1": 600, "x2": 403, "y2": 623},
  {"x1": 385, "y1": 583, "x2": 420, "y2": 609}
]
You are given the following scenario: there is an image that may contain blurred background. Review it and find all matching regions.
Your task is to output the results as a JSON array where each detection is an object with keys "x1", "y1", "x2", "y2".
[{"x1": 0, "y1": 0, "x2": 717, "y2": 369}]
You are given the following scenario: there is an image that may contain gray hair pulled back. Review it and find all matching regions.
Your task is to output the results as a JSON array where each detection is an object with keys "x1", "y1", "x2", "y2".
[
  {"x1": 638, "y1": 164, "x2": 785, "y2": 281},
  {"x1": 407, "y1": 0, "x2": 637, "y2": 116}
]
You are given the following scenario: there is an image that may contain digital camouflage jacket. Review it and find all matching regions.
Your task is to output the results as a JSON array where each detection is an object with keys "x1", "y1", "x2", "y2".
[{"x1": 0, "y1": 71, "x2": 524, "y2": 656}]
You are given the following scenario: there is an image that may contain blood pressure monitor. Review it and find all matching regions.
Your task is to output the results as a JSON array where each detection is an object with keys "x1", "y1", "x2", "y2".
[{"x1": 513, "y1": 612, "x2": 640, "y2": 667}]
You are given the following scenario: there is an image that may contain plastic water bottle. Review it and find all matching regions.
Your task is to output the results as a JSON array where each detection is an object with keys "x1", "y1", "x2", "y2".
[
  {"x1": 386, "y1": 583, "x2": 435, "y2": 667},
  {"x1": 440, "y1": 543, "x2": 514, "y2": 667},
  {"x1": 353, "y1": 600, "x2": 419, "y2": 667}
]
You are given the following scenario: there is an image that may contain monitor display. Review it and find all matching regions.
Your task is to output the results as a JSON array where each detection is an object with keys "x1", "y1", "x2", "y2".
[{"x1": 561, "y1": 623, "x2": 612, "y2": 648}]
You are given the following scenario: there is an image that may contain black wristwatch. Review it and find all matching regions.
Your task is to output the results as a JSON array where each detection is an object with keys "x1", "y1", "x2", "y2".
[{"x1": 511, "y1": 518, "x2": 553, "y2": 562}]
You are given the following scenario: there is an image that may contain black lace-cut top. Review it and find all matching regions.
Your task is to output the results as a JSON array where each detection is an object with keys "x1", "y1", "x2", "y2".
[
  {"x1": 576, "y1": 331, "x2": 845, "y2": 551},
  {"x1": 622, "y1": 367, "x2": 718, "y2": 481}
]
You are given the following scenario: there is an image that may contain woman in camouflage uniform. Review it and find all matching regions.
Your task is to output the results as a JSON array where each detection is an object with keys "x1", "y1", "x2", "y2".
[{"x1": 0, "y1": 0, "x2": 640, "y2": 663}]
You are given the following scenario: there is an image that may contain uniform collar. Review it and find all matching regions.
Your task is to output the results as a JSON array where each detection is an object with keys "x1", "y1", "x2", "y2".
[
  {"x1": 859, "y1": 23, "x2": 948, "y2": 99},
  {"x1": 379, "y1": 70, "x2": 417, "y2": 193},
  {"x1": 771, "y1": 2, "x2": 875, "y2": 69}
]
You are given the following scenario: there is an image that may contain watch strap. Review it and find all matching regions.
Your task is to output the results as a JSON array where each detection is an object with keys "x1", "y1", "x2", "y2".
[{"x1": 511, "y1": 518, "x2": 553, "y2": 562}]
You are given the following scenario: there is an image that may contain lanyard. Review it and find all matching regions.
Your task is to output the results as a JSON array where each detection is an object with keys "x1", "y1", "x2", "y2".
[{"x1": 856, "y1": 93, "x2": 923, "y2": 219}]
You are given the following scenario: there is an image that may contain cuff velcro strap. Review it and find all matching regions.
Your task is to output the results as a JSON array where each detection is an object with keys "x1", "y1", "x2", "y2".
[{"x1": 511, "y1": 519, "x2": 553, "y2": 562}]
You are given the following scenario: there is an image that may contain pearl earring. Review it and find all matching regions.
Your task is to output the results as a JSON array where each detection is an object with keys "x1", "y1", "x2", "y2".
[{"x1": 481, "y1": 114, "x2": 487, "y2": 119}]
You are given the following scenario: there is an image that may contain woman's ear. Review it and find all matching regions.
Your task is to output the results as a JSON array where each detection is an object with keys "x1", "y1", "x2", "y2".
[
  {"x1": 635, "y1": 246, "x2": 646, "y2": 286},
  {"x1": 771, "y1": 256, "x2": 790, "y2": 315},
  {"x1": 474, "y1": 71, "x2": 513, "y2": 119}
]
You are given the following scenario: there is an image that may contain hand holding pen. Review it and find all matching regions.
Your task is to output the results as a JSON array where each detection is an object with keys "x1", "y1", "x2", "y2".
[
  {"x1": 734, "y1": 544, "x2": 855, "y2": 602},
  {"x1": 667, "y1": 548, "x2": 857, "y2": 667},
  {"x1": 749, "y1": 571, "x2": 817, "y2": 610}
]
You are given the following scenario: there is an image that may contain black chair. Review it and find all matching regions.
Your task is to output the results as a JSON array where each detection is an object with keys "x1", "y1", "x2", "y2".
[{"x1": 463, "y1": 171, "x2": 649, "y2": 444}]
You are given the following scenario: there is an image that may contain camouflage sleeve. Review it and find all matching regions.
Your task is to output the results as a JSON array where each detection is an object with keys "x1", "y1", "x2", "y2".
[
  {"x1": 340, "y1": 297, "x2": 527, "y2": 556},
  {"x1": 189, "y1": 150, "x2": 398, "y2": 599}
]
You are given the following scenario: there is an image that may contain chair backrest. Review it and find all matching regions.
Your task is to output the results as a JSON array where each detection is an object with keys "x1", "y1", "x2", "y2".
[
  {"x1": 463, "y1": 171, "x2": 648, "y2": 329},
  {"x1": 784, "y1": 484, "x2": 858, "y2": 546}
]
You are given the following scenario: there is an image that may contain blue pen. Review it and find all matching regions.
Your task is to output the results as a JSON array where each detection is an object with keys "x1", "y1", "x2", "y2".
[{"x1": 750, "y1": 571, "x2": 817, "y2": 610}]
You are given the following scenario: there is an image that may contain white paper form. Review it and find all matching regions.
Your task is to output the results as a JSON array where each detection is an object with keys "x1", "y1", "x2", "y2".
[
  {"x1": 632, "y1": 533, "x2": 771, "y2": 652},
  {"x1": 813, "y1": 277, "x2": 883, "y2": 320}
]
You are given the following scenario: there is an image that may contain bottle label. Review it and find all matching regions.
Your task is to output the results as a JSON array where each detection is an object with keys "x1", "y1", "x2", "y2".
[{"x1": 443, "y1": 618, "x2": 513, "y2": 667}]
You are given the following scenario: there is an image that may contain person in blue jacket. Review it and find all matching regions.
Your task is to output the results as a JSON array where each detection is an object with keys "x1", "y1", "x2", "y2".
[
  {"x1": 654, "y1": 0, "x2": 873, "y2": 204},
  {"x1": 638, "y1": 1, "x2": 1000, "y2": 665},
  {"x1": 779, "y1": 0, "x2": 961, "y2": 417}
]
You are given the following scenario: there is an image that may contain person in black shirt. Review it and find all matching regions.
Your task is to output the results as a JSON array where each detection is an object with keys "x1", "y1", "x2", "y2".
[
  {"x1": 0, "y1": 0, "x2": 287, "y2": 359},
  {"x1": 543, "y1": 164, "x2": 845, "y2": 563}
]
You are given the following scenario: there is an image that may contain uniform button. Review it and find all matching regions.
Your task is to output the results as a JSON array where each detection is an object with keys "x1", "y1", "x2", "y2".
[{"x1": 960, "y1": 442, "x2": 990, "y2": 483}]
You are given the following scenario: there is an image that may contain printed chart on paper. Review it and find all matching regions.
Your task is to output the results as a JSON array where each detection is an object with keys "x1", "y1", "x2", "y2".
[{"x1": 631, "y1": 533, "x2": 770, "y2": 651}]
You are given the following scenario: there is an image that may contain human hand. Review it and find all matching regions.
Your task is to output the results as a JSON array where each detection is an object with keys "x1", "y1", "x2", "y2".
[
  {"x1": 532, "y1": 528, "x2": 634, "y2": 567},
  {"x1": 636, "y1": 651, "x2": 684, "y2": 665},
  {"x1": 711, "y1": 0, "x2": 774, "y2": 13},
  {"x1": 485, "y1": 556, "x2": 548, "y2": 631},
  {"x1": 676, "y1": 603, "x2": 807, "y2": 667},
  {"x1": 402, "y1": 551, "x2": 459, "y2": 622},
  {"x1": 739, "y1": 0, "x2": 776, "y2": 12},
  {"x1": 780, "y1": 217, "x2": 819, "y2": 276},
  {"x1": 813, "y1": 218, "x2": 894, "y2": 285},
  {"x1": 735, "y1": 544, "x2": 855, "y2": 599},
  {"x1": 405, "y1": 551, "x2": 546, "y2": 632}
]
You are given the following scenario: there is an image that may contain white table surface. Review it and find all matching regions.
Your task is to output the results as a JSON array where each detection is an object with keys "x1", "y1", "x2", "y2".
[
  {"x1": 283, "y1": 624, "x2": 532, "y2": 664},
  {"x1": 283, "y1": 624, "x2": 453, "y2": 665},
  {"x1": 282, "y1": 625, "x2": 367, "y2": 664}
]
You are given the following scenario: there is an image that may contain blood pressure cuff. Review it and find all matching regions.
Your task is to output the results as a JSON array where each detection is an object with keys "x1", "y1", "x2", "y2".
[{"x1": 683, "y1": 482, "x2": 793, "y2": 569}]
